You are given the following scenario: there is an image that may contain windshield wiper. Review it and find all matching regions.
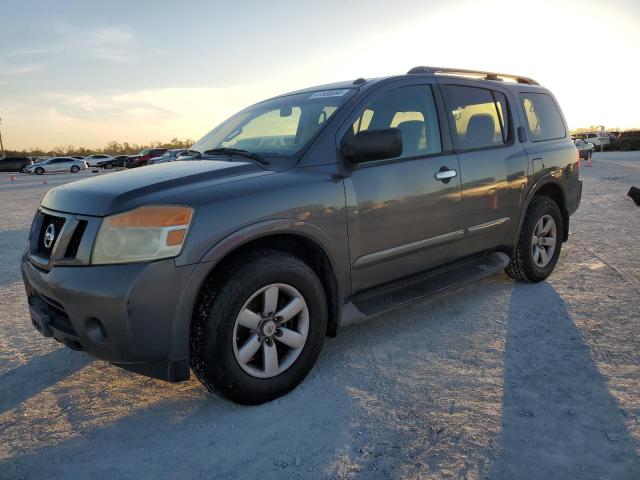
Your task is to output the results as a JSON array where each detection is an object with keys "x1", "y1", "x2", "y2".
[{"x1": 203, "y1": 148, "x2": 269, "y2": 165}]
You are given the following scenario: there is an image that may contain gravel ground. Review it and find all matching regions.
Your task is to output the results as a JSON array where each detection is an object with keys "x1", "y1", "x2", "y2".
[{"x1": 0, "y1": 154, "x2": 639, "y2": 479}]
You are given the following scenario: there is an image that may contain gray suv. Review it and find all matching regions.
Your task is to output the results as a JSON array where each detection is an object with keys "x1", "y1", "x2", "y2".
[{"x1": 21, "y1": 66, "x2": 582, "y2": 404}]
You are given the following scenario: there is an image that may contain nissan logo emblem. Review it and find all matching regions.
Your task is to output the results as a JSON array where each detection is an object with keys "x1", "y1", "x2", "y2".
[{"x1": 43, "y1": 223, "x2": 56, "y2": 249}]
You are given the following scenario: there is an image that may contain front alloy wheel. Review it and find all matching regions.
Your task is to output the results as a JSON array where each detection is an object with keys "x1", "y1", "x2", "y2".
[
  {"x1": 190, "y1": 249, "x2": 327, "y2": 404},
  {"x1": 233, "y1": 283, "x2": 309, "y2": 378}
]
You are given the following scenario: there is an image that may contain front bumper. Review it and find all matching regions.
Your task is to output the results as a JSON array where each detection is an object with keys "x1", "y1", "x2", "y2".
[{"x1": 21, "y1": 253, "x2": 197, "y2": 382}]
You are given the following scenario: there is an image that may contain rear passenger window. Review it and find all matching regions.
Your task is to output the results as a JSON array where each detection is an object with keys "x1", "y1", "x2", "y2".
[
  {"x1": 350, "y1": 85, "x2": 442, "y2": 158},
  {"x1": 520, "y1": 93, "x2": 566, "y2": 142},
  {"x1": 444, "y1": 85, "x2": 509, "y2": 151}
]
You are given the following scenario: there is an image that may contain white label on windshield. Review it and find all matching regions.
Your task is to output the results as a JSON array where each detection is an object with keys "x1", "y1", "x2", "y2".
[{"x1": 308, "y1": 89, "x2": 350, "y2": 99}]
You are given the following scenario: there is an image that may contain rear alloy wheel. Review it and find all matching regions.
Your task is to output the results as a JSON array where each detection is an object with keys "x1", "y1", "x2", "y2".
[
  {"x1": 70, "y1": 165, "x2": 80, "y2": 173},
  {"x1": 505, "y1": 196, "x2": 563, "y2": 282},
  {"x1": 190, "y1": 250, "x2": 327, "y2": 404},
  {"x1": 35, "y1": 167, "x2": 44, "y2": 175},
  {"x1": 531, "y1": 214, "x2": 557, "y2": 268}
]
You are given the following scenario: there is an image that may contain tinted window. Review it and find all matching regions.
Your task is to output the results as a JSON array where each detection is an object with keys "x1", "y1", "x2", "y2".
[
  {"x1": 351, "y1": 85, "x2": 442, "y2": 158},
  {"x1": 444, "y1": 85, "x2": 508, "y2": 151},
  {"x1": 520, "y1": 92, "x2": 566, "y2": 142}
]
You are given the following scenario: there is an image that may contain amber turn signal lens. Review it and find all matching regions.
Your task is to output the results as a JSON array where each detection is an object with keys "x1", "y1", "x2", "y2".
[
  {"x1": 166, "y1": 229, "x2": 187, "y2": 246},
  {"x1": 110, "y1": 206, "x2": 193, "y2": 228}
]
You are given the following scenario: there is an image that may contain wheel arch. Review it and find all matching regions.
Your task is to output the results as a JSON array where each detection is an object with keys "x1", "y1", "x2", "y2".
[
  {"x1": 192, "y1": 220, "x2": 343, "y2": 340},
  {"x1": 515, "y1": 177, "x2": 569, "y2": 245}
]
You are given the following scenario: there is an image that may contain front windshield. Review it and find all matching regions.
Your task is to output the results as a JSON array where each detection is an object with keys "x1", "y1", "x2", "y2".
[
  {"x1": 140, "y1": 149, "x2": 152, "y2": 155},
  {"x1": 191, "y1": 89, "x2": 355, "y2": 158}
]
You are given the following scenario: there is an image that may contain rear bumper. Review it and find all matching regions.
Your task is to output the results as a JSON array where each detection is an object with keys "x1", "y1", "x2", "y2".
[{"x1": 21, "y1": 253, "x2": 198, "y2": 382}]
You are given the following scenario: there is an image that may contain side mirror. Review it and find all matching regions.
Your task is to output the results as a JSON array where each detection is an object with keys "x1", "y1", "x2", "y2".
[{"x1": 342, "y1": 128, "x2": 402, "y2": 164}]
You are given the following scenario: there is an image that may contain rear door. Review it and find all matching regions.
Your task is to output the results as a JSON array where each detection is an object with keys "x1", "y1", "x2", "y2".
[
  {"x1": 441, "y1": 82, "x2": 527, "y2": 256},
  {"x1": 340, "y1": 81, "x2": 464, "y2": 293}
]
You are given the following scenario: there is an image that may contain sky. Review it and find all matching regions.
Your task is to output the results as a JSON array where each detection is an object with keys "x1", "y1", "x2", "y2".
[{"x1": 1, "y1": 0, "x2": 639, "y2": 150}]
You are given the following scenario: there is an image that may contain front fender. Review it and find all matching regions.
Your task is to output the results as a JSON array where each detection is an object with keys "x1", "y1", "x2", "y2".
[{"x1": 168, "y1": 218, "x2": 346, "y2": 364}]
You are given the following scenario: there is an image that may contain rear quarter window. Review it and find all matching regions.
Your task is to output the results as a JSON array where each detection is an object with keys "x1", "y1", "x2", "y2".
[{"x1": 520, "y1": 92, "x2": 566, "y2": 142}]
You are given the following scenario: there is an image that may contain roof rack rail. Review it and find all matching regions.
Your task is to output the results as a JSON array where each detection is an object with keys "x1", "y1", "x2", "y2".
[{"x1": 407, "y1": 66, "x2": 539, "y2": 86}]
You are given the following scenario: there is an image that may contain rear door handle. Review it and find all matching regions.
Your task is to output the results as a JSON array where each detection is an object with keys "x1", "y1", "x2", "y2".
[{"x1": 435, "y1": 169, "x2": 457, "y2": 181}]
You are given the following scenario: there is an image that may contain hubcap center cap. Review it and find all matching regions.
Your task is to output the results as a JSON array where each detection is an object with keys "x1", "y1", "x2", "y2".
[{"x1": 261, "y1": 320, "x2": 276, "y2": 337}]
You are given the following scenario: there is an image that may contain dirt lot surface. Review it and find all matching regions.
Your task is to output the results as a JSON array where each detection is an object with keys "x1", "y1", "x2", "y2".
[{"x1": 1, "y1": 154, "x2": 639, "y2": 479}]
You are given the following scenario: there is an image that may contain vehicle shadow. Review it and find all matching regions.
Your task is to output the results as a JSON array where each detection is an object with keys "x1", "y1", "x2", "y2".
[
  {"x1": 490, "y1": 281, "x2": 640, "y2": 479},
  {"x1": 0, "y1": 228, "x2": 29, "y2": 288},
  {"x1": 0, "y1": 348, "x2": 93, "y2": 415}
]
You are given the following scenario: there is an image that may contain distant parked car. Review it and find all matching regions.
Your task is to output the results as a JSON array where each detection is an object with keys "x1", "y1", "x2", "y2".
[
  {"x1": 148, "y1": 149, "x2": 188, "y2": 164},
  {"x1": 124, "y1": 148, "x2": 167, "y2": 168},
  {"x1": 23, "y1": 157, "x2": 87, "y2": 175},
  {"x1": 613, "y1": 131, "x2": 640, "y2": 151},
  {"x1": 96, "y1": 155, "x2": 128, "y2": 169},
  {"x1": 175, "y1": 149, "x2": 219, "y2": 161},
  {"x1": 0, "y1": 156, "x2": 33, "y2": 172},
  {"x1": 84, "y1": 154, "x2": 113, "y2": 167},
  {"x1": 576, "y1": 132, "x2": 609, "y2": 149},
  {"x1": 573, "y1": 138, "x2": 594, "y2": 161}
]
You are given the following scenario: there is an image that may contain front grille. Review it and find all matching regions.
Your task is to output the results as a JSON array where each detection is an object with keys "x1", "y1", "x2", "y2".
[
  {"x1": 64, "y1": 220, "x2": 87, "y2": 258},
  {"x1": 34, "y1": 213, "x2": 66, "y2": 259}
]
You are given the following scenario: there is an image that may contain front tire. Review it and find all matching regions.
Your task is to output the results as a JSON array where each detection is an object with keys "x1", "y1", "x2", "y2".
[
  {"x1": 506, "y1": 196, "x2": 563, "y2": 283},
  {"x1": 190, "y1": 250, "x2": 328, "y2": 404}
]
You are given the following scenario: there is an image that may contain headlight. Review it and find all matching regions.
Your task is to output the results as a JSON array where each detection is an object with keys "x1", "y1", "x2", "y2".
[{"x1": 92, "y1": 205, "x2": 194, "y2": 264}]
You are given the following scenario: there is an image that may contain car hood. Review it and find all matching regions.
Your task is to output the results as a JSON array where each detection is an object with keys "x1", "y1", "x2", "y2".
[{"x1": 41, "y1": 160, "x2": 270, "y2": 216}]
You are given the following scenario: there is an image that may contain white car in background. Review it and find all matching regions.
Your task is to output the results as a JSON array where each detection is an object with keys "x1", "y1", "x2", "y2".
[
  {"x1": 84, "y1": 154, "x2": 113, "y2": 167},
  {"x1": 577, "y1": 132, "x2": 610, "y2": 149},
  {"x1": 23, "y1": 157, "x2": 88, "y2": 175}
]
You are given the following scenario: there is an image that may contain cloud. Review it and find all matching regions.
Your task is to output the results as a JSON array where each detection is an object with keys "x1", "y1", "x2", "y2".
[
  {"x1": 0, "y1": 64, "x2": 45, "y2": 76},
  {"x1": 3, "y1": 22, "x2": 138, "y2": 64}
]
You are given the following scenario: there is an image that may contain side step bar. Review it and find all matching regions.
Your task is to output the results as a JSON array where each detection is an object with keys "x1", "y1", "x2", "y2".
[{"x1": 349, "y1": 251, "x2": 510, "y2": 318}]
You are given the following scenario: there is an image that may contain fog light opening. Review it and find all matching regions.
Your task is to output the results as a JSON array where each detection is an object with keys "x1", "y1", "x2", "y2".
[{"x1": 85, "y1": 317, "x2": 107, "y2": 346}]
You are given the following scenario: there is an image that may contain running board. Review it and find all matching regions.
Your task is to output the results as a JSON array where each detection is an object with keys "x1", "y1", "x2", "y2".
[{"x1": 349, "y1": 251, "x2": 510, "y2": 318}]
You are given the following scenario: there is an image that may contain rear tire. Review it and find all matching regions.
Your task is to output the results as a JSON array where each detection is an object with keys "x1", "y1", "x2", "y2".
[
  {"x1": 35, "y1": 167, "x2": 44, "y2": 175},
  {"x1": 506, "y1": 196, "x2": 563, "y2": 283},
  {"x1": 190, "y1": 249, "x2": 328, "y2": 405},
  {"x1": 70, "y1": 165, "x2": 80, "y2": 173}
]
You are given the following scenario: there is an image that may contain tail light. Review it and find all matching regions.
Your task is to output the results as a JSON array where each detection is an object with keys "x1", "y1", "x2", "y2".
[{"x1": 576, "y1": 148, "x2": 581, "y2": 178}]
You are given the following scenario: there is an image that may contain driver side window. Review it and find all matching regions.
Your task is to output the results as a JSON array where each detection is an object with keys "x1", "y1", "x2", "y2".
[{"x1": 351, "y1": 85, "x2": 442, "y2": 158}]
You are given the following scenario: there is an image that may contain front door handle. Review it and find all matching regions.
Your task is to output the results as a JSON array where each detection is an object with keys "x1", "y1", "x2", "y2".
[{"x1": 435, "y1": 168, "x2": 457, "y2": 182}]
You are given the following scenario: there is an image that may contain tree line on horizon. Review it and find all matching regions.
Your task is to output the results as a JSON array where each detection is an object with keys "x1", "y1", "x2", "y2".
[{"x1": 3, "y1": 138, "x2": 196, "y2": 158}]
